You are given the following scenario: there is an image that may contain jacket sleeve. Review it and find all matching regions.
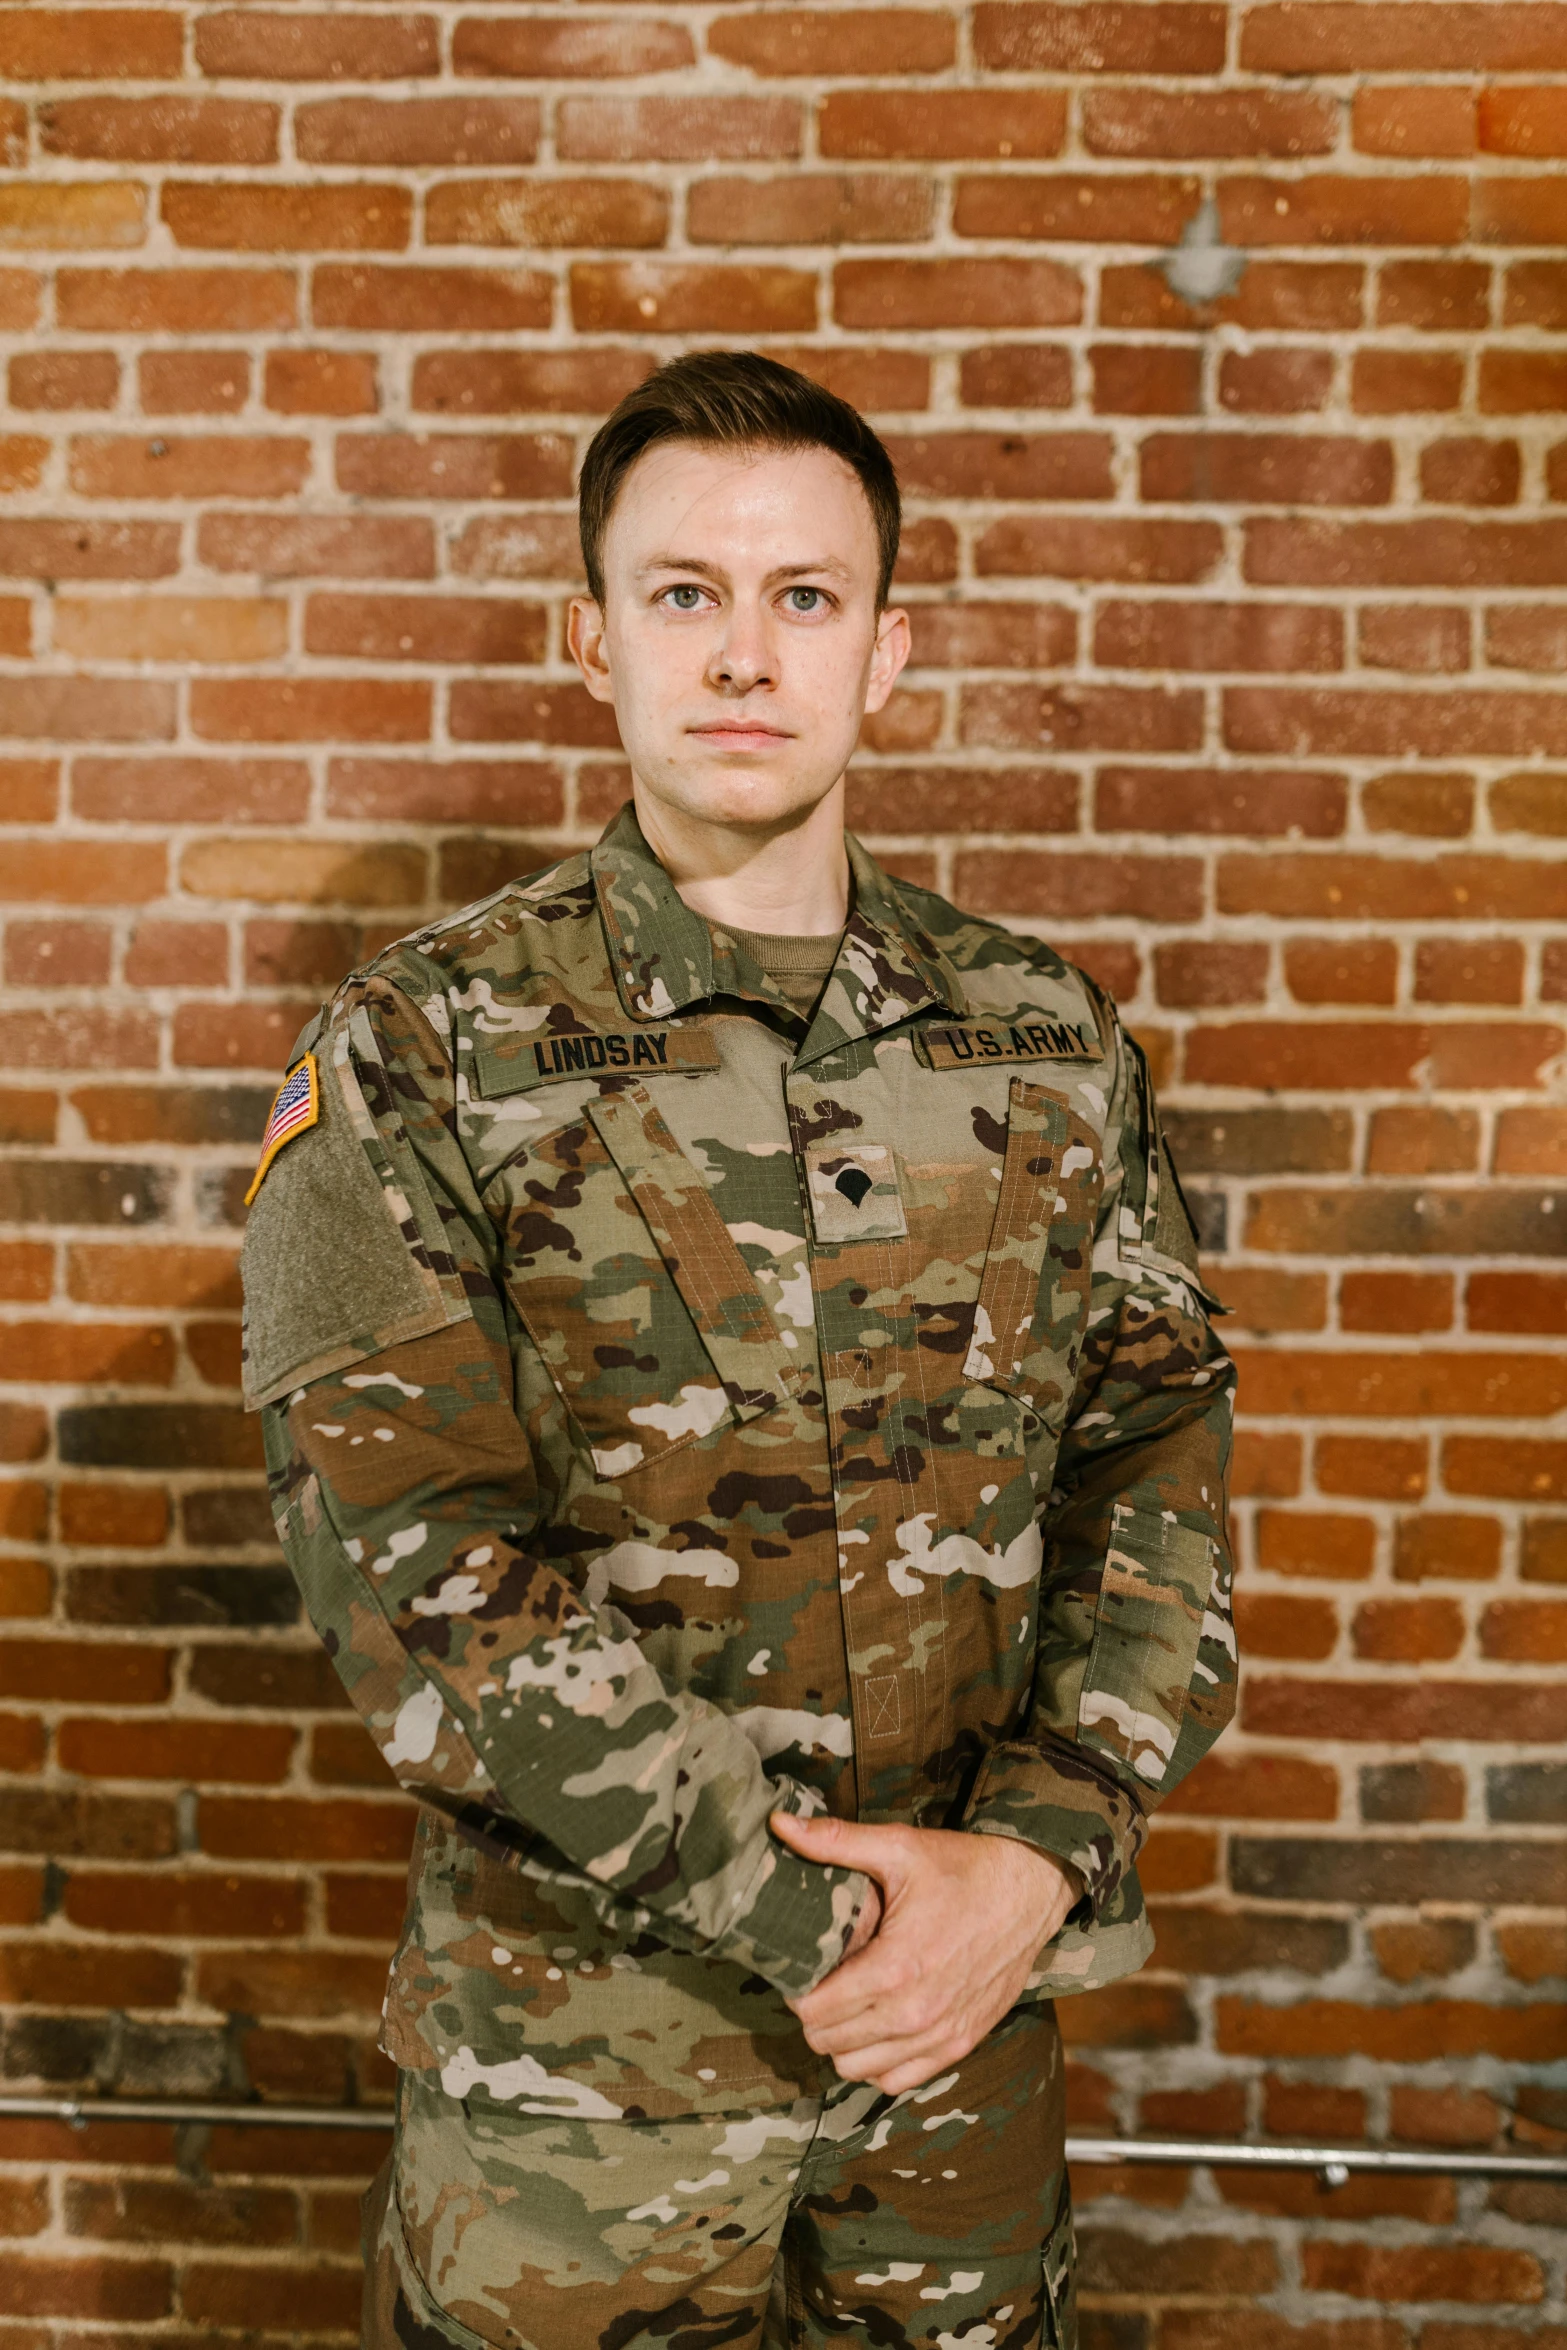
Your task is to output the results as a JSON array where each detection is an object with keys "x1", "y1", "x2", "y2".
[
  {"x1": 242, "y1": 972, "x2": 870, "y2": 2001},
  {"x1": 961, "y1": 1002, "x2": 1237, "y2": 1921}
]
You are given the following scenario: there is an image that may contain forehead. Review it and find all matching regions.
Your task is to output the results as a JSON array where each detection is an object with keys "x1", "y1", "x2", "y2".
[{"x1": 604, "y1": 439, "x2": 878, "y2": 569}]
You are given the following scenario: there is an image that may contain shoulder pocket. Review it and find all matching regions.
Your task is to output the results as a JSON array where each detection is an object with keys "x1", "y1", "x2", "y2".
[
  {"x1": 964, "y1": 1076, "x2": 1101, "y2": 1420},
  {"x1": 1077, "y1": 1505, "x2": 1215, "y2": 1791},
  {"x1": 488, "y1": 1082, "x2": 804, "y2": 1483}
]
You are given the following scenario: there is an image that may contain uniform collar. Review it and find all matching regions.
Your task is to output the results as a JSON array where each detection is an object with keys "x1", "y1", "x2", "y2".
[{"x1": 591, "y1": 800, "x2": 968, "y2": 1043}]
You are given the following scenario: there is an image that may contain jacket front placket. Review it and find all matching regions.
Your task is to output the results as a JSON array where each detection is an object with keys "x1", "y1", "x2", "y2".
[{"x1": 784, "y1": 882, "x2": 974, "y2": 1827}]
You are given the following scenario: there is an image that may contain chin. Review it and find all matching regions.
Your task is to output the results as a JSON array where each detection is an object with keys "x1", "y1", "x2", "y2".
[{"x1": 654, "y1": 763, "x2": 832, "y2": 830}]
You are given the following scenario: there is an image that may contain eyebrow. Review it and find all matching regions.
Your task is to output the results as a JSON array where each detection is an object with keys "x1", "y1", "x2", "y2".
[{"x1": 635, "y1": 554, "x2": 854, "y2": 586}]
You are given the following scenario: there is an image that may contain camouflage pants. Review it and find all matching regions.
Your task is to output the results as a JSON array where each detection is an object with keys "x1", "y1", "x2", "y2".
[{"x1": 362, "y1": 2000, "x2": 1074, "y2": 2350}]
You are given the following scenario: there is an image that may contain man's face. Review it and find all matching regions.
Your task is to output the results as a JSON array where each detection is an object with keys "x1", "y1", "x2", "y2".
[{"x1": 569, "y1": 440, "x2": 909, "y2": 837}]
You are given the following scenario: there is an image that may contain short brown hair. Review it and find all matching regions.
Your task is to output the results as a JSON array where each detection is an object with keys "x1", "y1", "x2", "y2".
[{"x1": 577, "y1": 350, "x2": 901, "y2": 608}]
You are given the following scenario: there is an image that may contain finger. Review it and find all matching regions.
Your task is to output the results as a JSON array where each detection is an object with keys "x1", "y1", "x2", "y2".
[
  {"x1": 824, "y1": 2028, "x2": 959, "y2": 2087},
  {"x1": 769, "y1": 1810, "x2": 912, "y2": 1883},
  {"x1": 793, "y1": 1936, "x2": 921, "y2": 2033}
]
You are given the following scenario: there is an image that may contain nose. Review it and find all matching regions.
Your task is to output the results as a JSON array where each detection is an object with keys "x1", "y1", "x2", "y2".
[{"x1": 706, "y1": 601, "x2": 775, "y2": 696}]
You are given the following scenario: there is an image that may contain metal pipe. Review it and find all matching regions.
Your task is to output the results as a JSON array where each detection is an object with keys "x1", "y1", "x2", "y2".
[{"x1": 2, "y1": 2095, "x2": 1564, "y2": 2180}]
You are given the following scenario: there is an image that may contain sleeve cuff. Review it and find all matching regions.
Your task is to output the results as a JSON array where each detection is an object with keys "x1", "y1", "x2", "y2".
[
  {"x1": 706, "y1": 1780, "x2": 874, "y2": 1999},
  {"x1": 961, "y1": 1732, "x2": 1146, "y2": 1923}
]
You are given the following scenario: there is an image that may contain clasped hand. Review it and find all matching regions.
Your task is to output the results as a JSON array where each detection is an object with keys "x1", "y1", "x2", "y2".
[{"x1": 771, "y1": 1810, "x2": 1081, "y2": 2096}]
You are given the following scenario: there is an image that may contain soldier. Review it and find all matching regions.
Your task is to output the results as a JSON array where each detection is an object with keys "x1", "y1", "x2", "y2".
[{"x1": 241, "y1": 351, "x2": 1237, "y2": 2350}]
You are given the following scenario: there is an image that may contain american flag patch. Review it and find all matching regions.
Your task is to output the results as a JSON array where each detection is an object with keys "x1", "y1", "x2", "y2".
[{"x1": 244, "y1": 1053, "x2": 319, "y2": 1206}]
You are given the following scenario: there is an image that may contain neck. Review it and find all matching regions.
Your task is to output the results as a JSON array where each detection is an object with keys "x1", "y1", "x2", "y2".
[{"x1": 631, "y1": 781, "x2": 850, "y2": 936}]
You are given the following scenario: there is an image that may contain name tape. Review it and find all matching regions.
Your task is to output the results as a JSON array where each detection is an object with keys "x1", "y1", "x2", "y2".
[
  {"x1": 478, "y1": 1024, "x2": 722, "y2": 1094},
  {"x1": 915, "y1": 1019, "x2": 1103, "y2": 1071}
]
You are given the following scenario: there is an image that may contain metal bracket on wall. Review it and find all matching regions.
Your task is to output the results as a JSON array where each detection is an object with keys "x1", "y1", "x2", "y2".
[{"x1": 2, "y1": 2096, "x2": 1564, "y2": 2182}]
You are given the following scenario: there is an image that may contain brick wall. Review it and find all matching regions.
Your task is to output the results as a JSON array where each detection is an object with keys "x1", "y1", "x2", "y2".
[{"x1": 2, "y1": 2, "x2": 1565, "y2": 2340}]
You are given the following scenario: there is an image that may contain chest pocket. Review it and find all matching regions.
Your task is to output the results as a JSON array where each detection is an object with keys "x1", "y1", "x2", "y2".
[
  {"x1": 965, "y1": 1076, "x2": 1101, "y2": 1422},
  {"x1": 487, "y1": 1081, "x2": 806, "y2": 1482}
]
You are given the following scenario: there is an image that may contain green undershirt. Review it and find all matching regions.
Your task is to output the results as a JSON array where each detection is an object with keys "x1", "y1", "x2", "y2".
[{"x1": 710, "y1": 921, "x2": 843, "y2": 1021}]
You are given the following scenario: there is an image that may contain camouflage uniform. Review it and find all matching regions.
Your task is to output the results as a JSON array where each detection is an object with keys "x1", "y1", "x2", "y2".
[{"x1": 242, "y1": 803, "x2": 1237, "y2": 2349}]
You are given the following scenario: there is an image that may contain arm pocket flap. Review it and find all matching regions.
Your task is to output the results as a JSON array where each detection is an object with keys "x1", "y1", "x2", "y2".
[{"x1": 1077, "y1": 1506, "x2": 1215, "y2": 1792}]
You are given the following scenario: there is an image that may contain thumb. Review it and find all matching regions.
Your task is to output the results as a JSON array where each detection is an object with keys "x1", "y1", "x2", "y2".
[{"x1": 770, "y1": 1809, "x2": 910, "y2": 1889}]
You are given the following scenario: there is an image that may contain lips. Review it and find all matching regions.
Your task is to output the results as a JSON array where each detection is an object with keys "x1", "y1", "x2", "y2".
[{"x1": 689, "y1": 724, "x2": 792, "y2": 748}]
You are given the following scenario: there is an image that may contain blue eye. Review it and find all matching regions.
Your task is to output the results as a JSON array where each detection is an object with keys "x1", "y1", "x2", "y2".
[
  {"x1": 665, "y1": 584, "x2": 704, "y2": 609},
  {"x1": 787, "y1": 588, "x2": 823, "y2": 612}
]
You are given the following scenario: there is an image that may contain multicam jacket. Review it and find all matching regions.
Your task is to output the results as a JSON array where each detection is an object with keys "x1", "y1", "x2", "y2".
[{"x1": 243, "y1": 803, "x2": 1237, "y2": 2124}]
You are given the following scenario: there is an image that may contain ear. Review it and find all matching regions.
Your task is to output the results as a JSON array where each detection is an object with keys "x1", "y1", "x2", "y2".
[
  {"x1": 862, "y1": 604, "x2": 911, "y2": 716},
  {"x1": 567, "y1": 594, "x2": 614, "y2": 704}
]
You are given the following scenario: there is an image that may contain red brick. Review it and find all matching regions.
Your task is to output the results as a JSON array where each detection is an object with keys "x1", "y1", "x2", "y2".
[
  {"x1": 836, "y1": 257, "x2": 1081, "y2": 330},
  {"x1": 9, "y1": 351, "x2": 119, "y2": 410},
  {"x1": 179, "y1": 2263, "x2": 363, "y2": 2332},
  {"x1": 1467, "y1": 1271, "x2": 1567, "y2": 1334},
  {"x1": 296, "y1": 95, "x2": 537, "y2": 167},
  {"x1": 687, "y1": 173, "x2": 931, "y2": 248},
  {"x1": 847, "y1": 765, "x2": 1076, "y2": 834},
  {"x1": 1284, "y1": 938, "x2": 1398, "y2": 1004},
  {"x1": 1097, "y1": 600, "x2": 1342, "y2": 672},
  {"x1": 172, "y1": 1003, "x2": 321, "y2": 1072},
  {"x1": 559, "y1": 95, "x2": 801, "y2": 162},
  {"x1": 1105, "y1": 254, "x2": 1365, "y2": 332},
  {"x1": 1354, "y1": 84, "x2": 1476, "y2": 158},
  {"x1": 1138, "y1": 1823, "x2": 1218, "y2": 1894},
  {"x1": 304, "y1": 592, "x2": 545, "y2": 665},
  {"x1": 1366, "y1": 1105, "x2": 1480, "y2": 1173},
  {"x1": 1084, "y1": 86, "x2": 1335, "y2": 157},
  {"x1": 0, "y1": 1402, "x2": 49, "y2": 1463},
  {"x1": 965, "y1": 681, "x2": 1203, "y2": 757},
  {"x1": 1144, "y1": 431, "x2": 1393, "y2": 505},
  {"x1": 1363, "y1": 770, "x2": 1475, "y2": 837},
  {"x1": 190, "y1": 679, "x2": 430, "y2": 745},
  {"x1": 194, "y1": 10, "x2": 438, "y2": 79},
  {"x1": 74, "y1": 756, "x2": 309, "y2": 825},
  {"x1": 40, "y1": 94, "x2": 278, "y2": 163},
  {"x1": 454, "y1": 15, "x2": 695, "y2": 75},
  {"x1": 1394, "y1": 1518, "x2": 1504, "y2": 1585},
  {"x1": 1303, "y1": 2244, "x2": 1543, "y2": 2306},
  {"x1": 827, "y1": 93, "x2": 1067, "y2": 161},
  {"x1": 1415, "y1": 937, "x2": 1525, "y2": 1003},
  {"x1": 572, "y1": 262, "x2": 816, "y2": 334},
  {"x1": 197, "y1": 512, "x2": 434, "y2": 580},
  {"x1": 313, "y1": 263, "x2": 551, "y2": 333},
  {"x1": 0, "y1": 1319, "x2": 174, "y2": 1386},
  {"x1": 974, "y1": 4, "x2": 1227, "y2": 73},
  {"x1": 1495, "y1": 1923, "x2": 1567, "y2": 1988},
  {"x1": 0, "y1": 2254, "x2": 173, "y2": 2322},
  {"x1": 426, "y1": 177, "x2": 667, "y2": 250},
  {"x1": 0, "y1": 679, "x2": 174, "y2": 744},
  {"x1": 1476, "y1": 174, "x2": 1567, "y2": 244},
  {"x1": 162, "y1": 182, "x2": 409, "y2": 254},
  {"x1": 1219, "y1": 850, "x2": 1567, "y2": 921},
  {"x1": 709, "y1": 8, "x2": 955, "y2": 72},
  {"x1": 1359, "y1": 602, "x2": 1471, "y2": 670},
  {"x1": 1256, "y1": 1510, "x2": 1377, "y2": 1583},
  {"x1": 1234, "y1": 1590, "x2": 1340, "y2": 1660},
  {"x1": 0, "y1": 181, "x2": 148, "y2": 250},
  {"x1": 447, "y1": 680, "x2": 620, "y2": 751},
  {"x1": 959, "y1": 344, "x2": 1073, "y2": 409},
  {"x1": 1165, "y1": 1751, "x2": 1339, "y2": 1819},
  {"x1": 1317, "y1": 1436, "x2": 1428, "y2": 1500},
  {"x1": 70, "y1": 434, "x2": 308, "y2": 502},
  {"x1": 1372, "y1": 1922, "x2": 1479, "y2": 1987},
  {"x1": 1220, "y1": 174, "x2": 1467, "y2": 246},
  {"x1": 1480, "y1": 1598, "x2": 1567, "y2": 1663},
  {"x1": 888, "y1": 431, "x2": 1111, "y2": 502},
  {"x1": 0, "y1": 10, "x2": 182, "y2": 78},
  {"x1": 0, "y1": 1243, "x2": 54, "y2": 1303},
  {"x1": 978, "y1": 514, "x2": 1219, "y2": 582},
  {"x1": 1340, "y1": 1273, "x2": 1454, "y2": 1334},
  {"x1": 1154, "y1": 941, "x2": 1268, "y2": 1007},
  {"x1": 1447, "y1": 1428, "x2": 1567, "y2": 1504},
  {"x1": 198, "y1": 1796, "x2": 415, "y2": 1864},
  {"x1": 326, "y1": 758, "x2": 563, "y2": 826},
  {"x1": 6, "y1": 919, "x2": 112, "y2": 989},
  {"x1": 138, "y1": 350, "x2": 249, "y2": 414},
  {"x1": 1353, "y1": 1595, "x2": 1465, "y2": 1663},
  {"x1": 1421, "y1": 437, "x2": 1523, "y2": 505},
  {"x1": 57, "y1": 1482, "x2": 170, "y2": 1545},
  {"x1": 1380, "y1": 258, "x2": 1492, "y2": 331},
  {"x1": 57, "y1": 1718, "x2": 295, "y2": 1783},
  {"x1": 0, "y1": 1639, "x2": 170, "y2": 1704},
  {"x1": 955, "y1": 848, "x2": 1203, "y2": 921},
  {"x1": 1219, "y1": 347, "x2": 1335, "y2": 413},
  {"x1": 1506, "y1": 257, "x2": 1567, "y2": 328},
  {"x1": 259, "y1": 349, "x2": 376, "y2": 419},
  {"x1": 412, "y1": 347, "x2": 651, "y2": 417},
  {"x1": 54, "y1": 595, "x2": 286, "y2": 665},
  {"x1": 0, "y1": 761, "x2": 57, "y2": 823},
  {"x1": 1214, "y1": 1271, "x2": 1327, "y2": 1337},
  {"x1": 180, "y1": 837, "x2": 425, "y2": 907},
  {"x1": 57, "y1": 266, "x2": 296, "y2": 333}
]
